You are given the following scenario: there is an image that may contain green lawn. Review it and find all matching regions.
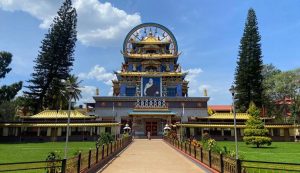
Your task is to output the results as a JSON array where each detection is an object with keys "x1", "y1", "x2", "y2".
[
  {"x1": 217, "y1": 141, "x2": 300, "y2": 163},
  {"x1": 0, "y1": 141, "x2": 95, "y2": 163}
]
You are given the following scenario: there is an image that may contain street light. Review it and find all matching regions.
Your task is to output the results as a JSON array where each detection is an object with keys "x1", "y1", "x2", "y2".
[
  {"x1": 164, "y1": 124, "x2": 171, "y2": 132},
  {"x1": 63, "y1": 81, "x2": 76, "y2": 159},
  {"x1": 113, "y1": 102, "x2": 117, "y2": 141},
  {"x1": 123, "y1": 123, "x2": 131, "y2": 134},
  {"x1": 229, "y1": 85, "x2": 239, "y2": 160}
]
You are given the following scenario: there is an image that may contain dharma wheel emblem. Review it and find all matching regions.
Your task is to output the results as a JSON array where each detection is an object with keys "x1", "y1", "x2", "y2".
[{"x1": 123, "y1": 23, "x2": 178, "y2": 55}]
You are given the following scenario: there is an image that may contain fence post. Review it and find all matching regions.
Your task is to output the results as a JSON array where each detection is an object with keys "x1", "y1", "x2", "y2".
[
  {"x1": 110, "y1": 142, "x2": 113, "y2": 154},
  {"x1": 189, "y1": 143, "x2": 192, "y2": 155},
  {"x1": 106, "y1": 143, "x2": 109, "y2": 157},
  {"x1": 181, "y1": 141, "x2": 183, "y2": 151},
  {"x1": 194, "y1": 145, "x2": 196, "y2": 158},
  {"x1": 101, "y1": 144, "x2": 104, "y2": 160},
  {"x1": 200, "y1": 147, "x2": 203, "y2": 162},
  {"x1": 61, "y1": 159, "x2": 66, "y2": 173},
  {"x1": 77, "y1": 152, "x2": 81, "y2": 173},
  {"x1": 96, "y1": 146, "x2": 99, "y2": 163},
  {"x1": 208, "y1": 150, "x2": 212, "y2": 168},
  {"x1": 88, "y1": 149, "x2": 91, "y2": 168},
  {"x1": 184, "y1": 142, "x2": 187, "y2": 153},
  {"x1": 236, "y1": 159, "x2": 242, "y2": 173},
  {"x1": 220, "y1": 153, "x2": 224, "y2": 173}
]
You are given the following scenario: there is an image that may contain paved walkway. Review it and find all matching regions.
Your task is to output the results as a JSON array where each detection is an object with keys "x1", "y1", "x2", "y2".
[{"x1": 99, "y1": 139, "x2": 208, "y2": 173}]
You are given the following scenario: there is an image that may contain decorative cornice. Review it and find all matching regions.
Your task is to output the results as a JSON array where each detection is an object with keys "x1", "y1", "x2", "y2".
[
  {"x1": 93, "y1": 96, "x2": 209, "y2": 102},
  {"x1": 116, "y1": 72, "x2": 187, "y2": 77},
  {"x1": 122, "y1": 52, "x2": 180, "y2": 59}
]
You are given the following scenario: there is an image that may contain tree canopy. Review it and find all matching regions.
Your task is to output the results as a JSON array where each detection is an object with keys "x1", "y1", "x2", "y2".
[
  {"x1": 24, "y1": 0, "x2": 77, "y2": 113},
  {"x1": 234, "y1": 8, "x2": 264, "y2": 112},
  {"x1": 0, "y1": 51, "x2": 23, "y2": 120}
]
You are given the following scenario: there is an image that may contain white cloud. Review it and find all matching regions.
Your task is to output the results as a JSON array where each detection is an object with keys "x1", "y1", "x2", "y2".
[
  {"x1": 0, "y1": 0, "x2": 59, "y2": 28},
  {"x1": 0, "y1": 0, "x2": 141, "y2": 47},
  {"x1": 78, "y1": 65, "x2": 116, "y2": 85},
  {"x1": 183, "y1": 68, "x2": 203, "y2": 96},
  {"x1": 79, "y1": 85, "x2": 96, "y2": 104},
  {"x1": 107, "y1": 87, "x2": 113, "y2": 96}
]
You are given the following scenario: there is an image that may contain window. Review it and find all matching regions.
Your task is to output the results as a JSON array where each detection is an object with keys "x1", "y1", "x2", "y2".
[
  {"x1": 126, "y1": 87, "x2": 136, "y2": 96},
  {"x1": 167, "y1": 87, "x2": 177, "y2": 97}
]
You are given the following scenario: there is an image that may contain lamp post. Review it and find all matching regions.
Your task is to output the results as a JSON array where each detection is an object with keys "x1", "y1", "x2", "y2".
[
  {"x1": 180, "y1": 103, "x2": 185, "y2": 142},
  {"x1": 63, "y1": 81, "x2": 75, "y2": 159},
  {"x1": 113, "y1": 102, "x2": 117, "y2": 141},
  {"x1": 229, "y1": 85, "x2": 239, "y2": 160}
]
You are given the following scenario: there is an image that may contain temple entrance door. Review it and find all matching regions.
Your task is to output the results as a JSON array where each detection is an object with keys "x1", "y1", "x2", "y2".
[{"x1": 145, "y1": 122, "x2": 157, "y2": 136}]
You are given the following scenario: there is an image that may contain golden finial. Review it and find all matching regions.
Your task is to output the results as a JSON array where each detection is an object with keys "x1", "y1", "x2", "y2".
[
  {"x1": 96, "y1": 88, "x2": 99, "y2": 96},
  {"x1": 204, "y1": 88, "x2": 208, "y2": 97}
]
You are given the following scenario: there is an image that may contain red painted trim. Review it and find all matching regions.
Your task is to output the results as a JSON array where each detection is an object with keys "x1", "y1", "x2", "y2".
[{"x1": 164, "y1": 140, "x2": 219, "y2": 173}]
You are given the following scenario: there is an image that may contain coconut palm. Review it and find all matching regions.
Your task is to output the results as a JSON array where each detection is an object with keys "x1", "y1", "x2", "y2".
[{"x1": 63, "y1": 74, "x2": 83, "y2": 102}]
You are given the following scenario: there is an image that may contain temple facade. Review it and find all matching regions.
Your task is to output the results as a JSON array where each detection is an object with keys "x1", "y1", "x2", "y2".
[{"x1": 90, "y1": 23, "x2": 209, "y2": 137}]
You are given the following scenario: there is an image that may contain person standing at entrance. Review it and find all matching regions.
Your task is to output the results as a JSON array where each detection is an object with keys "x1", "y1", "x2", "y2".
[{"x1": 147, "y1": 131, "x2": 151, "y2": 140}]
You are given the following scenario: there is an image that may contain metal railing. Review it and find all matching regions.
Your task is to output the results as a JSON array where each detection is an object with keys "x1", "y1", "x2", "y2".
[
  {"x1": 66, "y1": 136, "x2": 132, "y2": 173},
  {"x1": 0, "y1": 136, "x2": 132, "y2": 173},
  {"x1": 0, "y1": 160, "x2": 65, "y2": 173},
  {"x1": 164, "y1": 137, "x2": 300, "y2": 173},
  {"x1": 241, "y1": 160, "x2": 300, "y2": 173}
]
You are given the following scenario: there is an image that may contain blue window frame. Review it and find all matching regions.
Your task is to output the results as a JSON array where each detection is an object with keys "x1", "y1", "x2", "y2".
[
  {"x1": 126, "y1": 87, "x2": 136, "y2": 96},
  {"x1": 167, "y1": 87, "x2": 177, "y2": 97}
]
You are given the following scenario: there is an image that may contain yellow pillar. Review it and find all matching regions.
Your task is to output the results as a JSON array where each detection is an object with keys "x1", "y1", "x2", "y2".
[
  {"x1": 57, "y1": 128, "x2": 62, "y2": 136},
  {"x1": 280, "y1": 129, "x2": 284, "y2": 136},
  {"x1": 3, "y1": 128, "x2": 8, "y2": 136},
  {"x1": 221, "y1": 128, "x2": 224, "y2": 136},
  {"x1": 37, "y1": 128, "x2": 40, "y2": 136},
  {"x1": 240, "y1": 129, "x2": 244, "y2": 136},
  {"x1": 15, "y1": 127, "x2": 18, "y2": 136},
  {"x1": 47, "y1": 128, "x2": 51, "y2": 136},
  {"x1": 90, "y1": 127, "x2": 93, "y2": 136},
  {"x1": 231, "y1": 129, "x2": 235, "y2": 136},
  {"x1": 270, "y1": 128, "x2": 274, "y2": 136},
  {"x1": 190, "y1": 128, "x2": 195, "y2": 136}
]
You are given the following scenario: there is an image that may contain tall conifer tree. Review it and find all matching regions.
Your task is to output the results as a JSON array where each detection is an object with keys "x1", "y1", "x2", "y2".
[
  {"x1": 234, "y1": 8, "x2": 263, "y2": 112},
  {"x1": 25, "y1": 0, "x2": 77, "y2": 113},
  {"x1": 0, "y1": 51, "x2": 22, "y2": 104}
]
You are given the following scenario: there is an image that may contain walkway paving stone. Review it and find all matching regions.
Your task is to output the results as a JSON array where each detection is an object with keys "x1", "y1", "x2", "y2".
[{"x1": 99, "y1": 139, "x2": 208, "y2": 173}]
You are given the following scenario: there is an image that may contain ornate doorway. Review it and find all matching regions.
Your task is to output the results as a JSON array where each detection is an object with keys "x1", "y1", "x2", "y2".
[{"x1": 145, "y1": 122, "x2": 157, "y2": 136}]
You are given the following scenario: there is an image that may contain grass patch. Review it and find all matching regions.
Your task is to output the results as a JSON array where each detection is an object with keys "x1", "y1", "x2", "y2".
[
  {"x1": 217, "y1": 141, "x2": 300, "y2": 163},
  {"x1": 0, "y1": 141, "x2": 95, "y2": 163}
]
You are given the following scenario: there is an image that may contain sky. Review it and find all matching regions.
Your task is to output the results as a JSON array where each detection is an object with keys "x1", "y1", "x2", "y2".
[{"x1": 0, "y1": 0, "x2": 299, "y2": 106}]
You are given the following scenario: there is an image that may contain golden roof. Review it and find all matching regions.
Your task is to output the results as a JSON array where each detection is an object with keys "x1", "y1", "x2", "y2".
[
  {"x1": 20, "y1": 110, "x2": 95, "y2": 119},
  {"x1": 177, "y1": 123, "x2": 297, "y2": 129},
  {"x1": 0, "y1": 123, "x2": 119, "y2": 127},
  {"x1": 202, "y1": 113, "x2": 250, "y2": 120}
]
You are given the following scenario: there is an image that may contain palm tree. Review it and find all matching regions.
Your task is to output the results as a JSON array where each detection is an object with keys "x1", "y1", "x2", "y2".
[
  {"x1": 59, "y1": 75, "x2": 82, "y2": 109},
  {"x1": 65, "y1": 75, "x2": 82, "y2": 102}
]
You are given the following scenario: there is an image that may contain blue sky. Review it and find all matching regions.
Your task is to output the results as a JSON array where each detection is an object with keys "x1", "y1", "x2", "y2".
[{"x1": 0, "y1": 0, "x2": 299, "y2": 105}]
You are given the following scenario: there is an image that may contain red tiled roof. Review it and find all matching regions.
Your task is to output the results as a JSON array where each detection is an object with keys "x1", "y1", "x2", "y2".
[{"x1": 208, "y1": 105, "x2": 232, "y2": 111}]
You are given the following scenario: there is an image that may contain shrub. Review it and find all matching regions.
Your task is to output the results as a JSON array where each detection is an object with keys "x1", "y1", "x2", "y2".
[
  {"x1": 243, "y1": 102, "x2": 272, "y2": 148},
  {"x1": 96, "y1": 132, "x2": 114, "y2": 148},
  {"x1": 45, "y1": 151, "x2": 61, "y2": 173}
]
